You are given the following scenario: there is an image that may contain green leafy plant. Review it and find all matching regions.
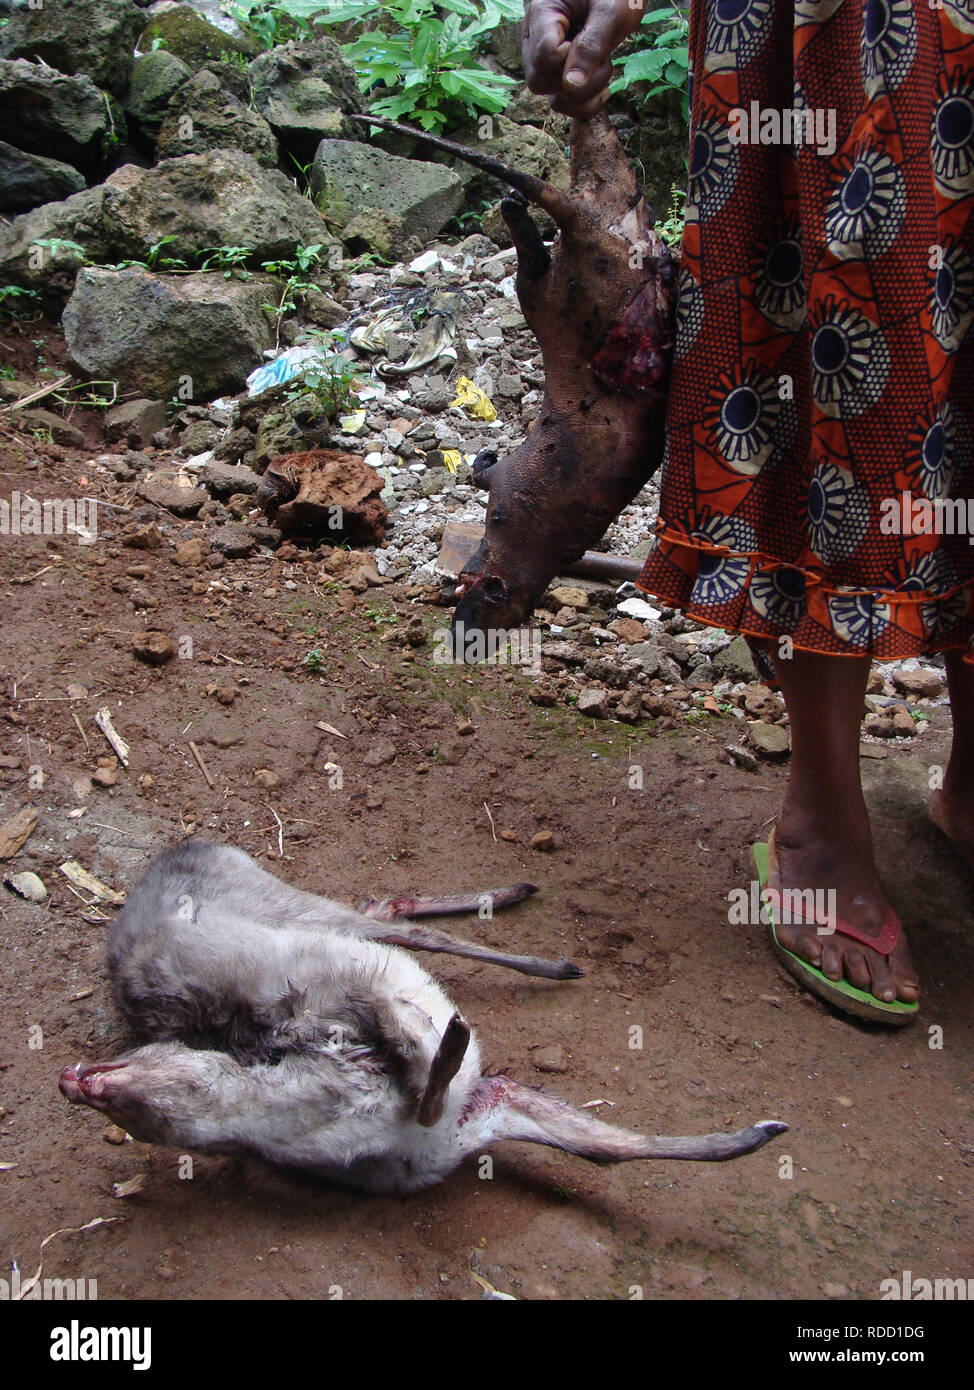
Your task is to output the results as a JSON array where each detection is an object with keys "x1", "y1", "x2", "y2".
[
  {"x1": 30, "y1": 237, "x2": 87, "y2": 263},
  {"x1": 303, "y1": 647, "x2": 326, "y2": 671},
  {"x1": 610, "y1": 4, "x2": 690, "y2": 123},
  {"x1": 199, "y1": 245, "x2": 254, "y2": 277},
  {"x1": 223, "y1": 0, "x2": 318, "y2": 48},
  {"x1": 261, "y1": 243, "x2": 326, "y2": 350},
  {"x1": 114, "y1": 235, "x2": 188, "y2": 272},
  {"x1": 344, "y1": 1, "x2": 520, "y2": 132},
  {"x1": 284, "y1": 330, "x2": 363, "y2": 419},
  {"x1": 227, "y1": 1, "x2": 523, "y2": 132},
  {"x1": 0, "y1": 286, "x2": 42, "y2": 321},
  {"x1": 657, "y1": 184, "x2": 686, "y2": 248}
]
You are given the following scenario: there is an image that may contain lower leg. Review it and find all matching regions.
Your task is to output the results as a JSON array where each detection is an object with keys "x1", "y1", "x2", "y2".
[
  {"x1": 929, "y1": 650, "x2": 974, "y2": 861},
  {"x1": 765, "y1": 649, "x2": 919, "y2": 1003}
]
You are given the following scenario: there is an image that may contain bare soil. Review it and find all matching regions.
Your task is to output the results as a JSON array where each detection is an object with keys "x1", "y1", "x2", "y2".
[{"x1": 1, "y1": 323, "x2": 972, "y2": 1302}]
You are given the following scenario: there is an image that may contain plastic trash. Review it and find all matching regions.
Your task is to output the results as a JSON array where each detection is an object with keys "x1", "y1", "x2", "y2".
[
  {"x1": 339, "y1": 409, "x2": 367, "y2": 434},
  {"x1": 246, "y1": 345, "x2": 328, "y2": 397},
  {"x1": 450, "y1": 377, "x2": 497, "y2": 422}
]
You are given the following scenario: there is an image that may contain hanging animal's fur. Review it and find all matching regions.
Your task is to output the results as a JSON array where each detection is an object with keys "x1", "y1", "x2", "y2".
[
  {"x1": 350, "y1": 113, "x2": 679, "y2": 658},
  {"x1": 61, "y1": 841, "x2": 786, "y2": 1194}
]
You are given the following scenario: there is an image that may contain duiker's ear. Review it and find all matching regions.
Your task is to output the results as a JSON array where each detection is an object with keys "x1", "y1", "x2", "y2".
[
  {"x1": 417, "y1": 1014, "x2": 470, "y2": 1128},
  {"x1": 463, "y1": 1077, "x2": 787, "y2": 1164}
]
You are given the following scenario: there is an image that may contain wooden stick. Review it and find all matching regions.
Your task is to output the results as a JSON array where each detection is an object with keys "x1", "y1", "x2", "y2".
[
  {"x1": 0, "y1": 374, "x2": 72, "y2": 413},
  {"x1": 95, "y1": 707, "x2": 130, "y2": 766},
  {"x1": 188, "y1": 740, "x2": 214, "y2": 788}
]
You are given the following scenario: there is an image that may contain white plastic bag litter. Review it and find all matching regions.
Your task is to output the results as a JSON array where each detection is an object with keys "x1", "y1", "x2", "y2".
[{"x1": 246, "y1": 345, "x2": 329, "y2": 397}]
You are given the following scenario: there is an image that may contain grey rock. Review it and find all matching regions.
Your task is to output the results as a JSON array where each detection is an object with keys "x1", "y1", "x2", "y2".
[
  {"x1": 200, "y1": 461, "x2": 261, "y2": 498},
  {"x1": 104, "y1": 399, "x2": 168, "y2": 448},
  {"x1": 0, "y1": 58, "x2": 119, "y2": 175},
  {"x1": 576, "y1": 687, "x2": 609, "y2": 719},
  {"x1": 178, "y1": 420, "x2": 222, "y2": 454},
  {"x1": 0, "y1": 179, "x2": 119, "y2": 311},
  {"x1": 625, "y1": 641, "x2": 674, "y2": 679},
  {"x1": 214, "y1": 426, "x2": 257, "y2": 463},
  {"x1": 18, "y1": 408, "x2": 84, "y2": 447},
  {"x1": 531, "y1": 1044, "x2": 568, "y2": 1074},
  {"x1": 711, "y1": 635, "x2": 757, "y2": 682},
  {"x1": 363, "y1": 740, "x2": 397, "y2": 767},
  {"x1": 124, "y1": 50, "x2": 193, "y2": 142},
  {"x1": 0, "y1": 140, "x2": 85, "y2": 214},
  {"x1": 101, "y1": 149, "x2": 333, "y2": 264},
  {"x1": 249, "y1": 38, "x2": 361, "y2": 160},
  {"x1": 310, "y1": 139, "x2": 463, "y2": 246},
  {"x1": 156, "y1": 68, "x2": 279, "y2": 167},
  {"x1": 64, "y1": 267, "x2": 278, "y2": 398},
  {"x1": 583, "y1": 655, "x2": 634, "y2": 690},
  {"x1": 139, "y1": 6, "x2": 257, "y2": 70},
  {"x1": 747, "y1": 722, "x2": 790, "y2": 758},
  {"x1": 0, "y1": 0, "x2": 143, "y2": 96},
  {"x1": 541, "y1": 640, "x2": 586, "y2": 666},
  {"x1": 247, "y1": 522, "x2": 282, "y2": 549},
  {"x1": 208, "y1": 524, "x2": 254, "y2": 559},
  {"x1": 136, "y1": 475, "x2": 208, "y2": 517},
  {"x1": 4, "y1": 870, "x2": 48, "y2": 902}
]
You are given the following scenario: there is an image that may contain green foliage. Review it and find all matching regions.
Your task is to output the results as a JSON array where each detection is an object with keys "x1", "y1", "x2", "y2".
[
  {"x1": 261, "y1": 243, "x2": 327, "y2": 349},
  {"x1": 657, "y1": 184, "x2": 686, "y2": 248},
  {"x1": 114, "y1": 235, "x2": 188, "y2": 272},
  {"x1": 199, "y1": 245, "x2": 254, "y2": 277},
  {"x1": 31, "y1": 237, "x2": 87, "y2": 263},
  {"x1": 610, "y1": 4, "x2": 690, "y2": 124},
  {"x1": 225, "y1": 0, "x2": 522, "y2": 132},
  {"x1": 223, "y1": 1, "x2": 318, "y2": 48},
  {"x1": 343, "y1": 1, "x2": 519, "y2": 132},
  {"x1": 303, "y1": 647, "x2": 326, "y2": 671},
  {"x1": 285, "y1": 330, "x2": 363, "y2": 420},
  {"x1": 0, "y1": 286, "x2": 42, "y2": 322}
]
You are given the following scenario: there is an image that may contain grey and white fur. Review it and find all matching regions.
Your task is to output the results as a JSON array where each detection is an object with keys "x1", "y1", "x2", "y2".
[{"x1": 60, "y1": 841, "x2": 787, "y2": 1193}]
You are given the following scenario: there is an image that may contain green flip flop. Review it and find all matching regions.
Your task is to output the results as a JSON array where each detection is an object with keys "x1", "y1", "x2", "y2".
[{"x1": 751, "y1": 839, "x2": 919, "y2": 1026}]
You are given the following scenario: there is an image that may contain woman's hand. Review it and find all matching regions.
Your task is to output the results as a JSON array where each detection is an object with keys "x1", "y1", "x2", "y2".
[{"x1": 522, "y1": 0, "x2": 647, "y2": 117}]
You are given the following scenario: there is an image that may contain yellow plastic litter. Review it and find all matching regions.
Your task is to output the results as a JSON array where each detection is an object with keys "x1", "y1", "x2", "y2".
[
  {"x1": 339, "y1": 409, "x2": 367, "y2": 434},
  {"x1": 442, "y1": 450, "x2": 463, "y2": 474},
  {"x1": 450, "y1": 377, "x2": 497, "y2": 422}
]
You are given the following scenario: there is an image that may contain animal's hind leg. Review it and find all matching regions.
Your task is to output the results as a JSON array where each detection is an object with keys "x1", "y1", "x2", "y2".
[
  {"x1": 359, "y1": 883, "x2": 538, "y2": 922},
  {"x1": 352, "y1": 916, "x2": 582, "y2": 982}
]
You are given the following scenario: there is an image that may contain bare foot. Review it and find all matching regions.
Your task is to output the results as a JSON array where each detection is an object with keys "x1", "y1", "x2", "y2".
[
  {"x1": 929, "y1": 789, "x2": 974, "y2": 870},
  {"x1": 768, "y1": 825, "x2": 920, "y2": 1006}
]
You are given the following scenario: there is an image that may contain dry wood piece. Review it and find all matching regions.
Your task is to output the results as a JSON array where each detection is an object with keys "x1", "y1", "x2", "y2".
[
  {"x1": 0, "y1": 805, "x2": 39, "y2": 860},
  {"x1": 188, "y1": 740, "x2": 214, "y2": 788},
  {"x1": 95, "y1": 707, "x2": 130, "y2": 767},
  {"x1": 59, "y1": 861, "x2": 126, "y2": 905}
]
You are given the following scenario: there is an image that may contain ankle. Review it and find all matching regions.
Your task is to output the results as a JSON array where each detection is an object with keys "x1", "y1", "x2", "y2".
[{"x1": 776, "y1": 799, "x2": 871, "y2": 854}]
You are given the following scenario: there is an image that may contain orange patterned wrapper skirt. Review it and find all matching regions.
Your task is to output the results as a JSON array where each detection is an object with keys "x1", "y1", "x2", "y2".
[{"x1": 637, "y1": 0, "x2": 974, "y2": 663}]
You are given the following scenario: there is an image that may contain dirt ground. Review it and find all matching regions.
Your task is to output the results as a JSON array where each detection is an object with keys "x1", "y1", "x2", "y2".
[{"x1": 1, "y1": 323, "x2": 972, "y2": 1303}]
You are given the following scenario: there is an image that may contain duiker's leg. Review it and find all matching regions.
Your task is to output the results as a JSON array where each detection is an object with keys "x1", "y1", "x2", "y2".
[
  {"x1": 353, "y1": 917, "x2": 582, "y2": 980},
  {"x1": 354, "y1": 883, "x2": 581, "y2": 978},
  {"x1": 359, "y1": 883, "x2": 537, "y2": 921},
  {"x1": 464, "y1": 1076, "x2": 787, "y2": 1164}
]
